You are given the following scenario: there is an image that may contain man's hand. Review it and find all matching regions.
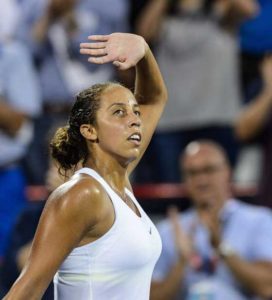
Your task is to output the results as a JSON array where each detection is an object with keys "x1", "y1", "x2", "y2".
[
  {"x1": 199, "y1": 207, "x2": 222, "y2": 250},
  {"x1": 80, "y1": 33, "x2": 148, "y2": 71},
  {"x1": 168, "y1": 206, "x2": 194, "y2": 263}
]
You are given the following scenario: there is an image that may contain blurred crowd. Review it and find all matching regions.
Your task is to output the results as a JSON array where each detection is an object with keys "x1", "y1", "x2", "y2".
[{"x1": 0, "y1": 0, "x2": 272, "y2": 299}]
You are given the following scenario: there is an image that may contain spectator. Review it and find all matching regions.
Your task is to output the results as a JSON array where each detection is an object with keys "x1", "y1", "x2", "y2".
[
  {"x1": 235, "y1": 55, "x2": 272, "y2": 209},
  {"x1": 0, "y1": 41, "x2": 41, "y2": 261},
  {"x1": 151, "y1": 140, "x2": 272, "y2": 300},
  {"x1": 234, "y1": 1, "x2": 272, "y2": 189},
  {"x1": 134, "y1": 0, "x2": 258, "y2": 183}
]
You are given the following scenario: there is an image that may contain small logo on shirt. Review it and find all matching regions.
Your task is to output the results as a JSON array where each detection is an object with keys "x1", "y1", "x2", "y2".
[{"x1": 149, "y1": 227, "x2": 152, "y2": 235}]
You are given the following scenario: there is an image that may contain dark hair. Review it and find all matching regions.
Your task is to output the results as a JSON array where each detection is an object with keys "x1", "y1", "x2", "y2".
[
  {"x1": 170, "y1": 0, "x2": 214, "y2": 16},
  {"x1": 50, "y1": 82, "x2": 121, "y2": 172}
]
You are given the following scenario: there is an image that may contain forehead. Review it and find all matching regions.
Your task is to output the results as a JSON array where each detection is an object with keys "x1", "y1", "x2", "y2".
[
  {"x1": 182, "y1": 145, "x2": 225, "y2": 168},
  {"x1": 100, "y1": 85, "x2": 137, "y2": 108}
]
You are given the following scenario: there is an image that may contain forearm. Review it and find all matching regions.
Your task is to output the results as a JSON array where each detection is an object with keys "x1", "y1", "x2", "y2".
[
  {"x1": 3, "y1": 272, "x2": 48, "y2": 300},
  {"x1": 0, "y1": 102, "x2": 26, "y2": 136},
  {"x1": 151, "y1": 260, "x2": 185, "y2": 300},
  {"x1": 223, "y1": 255, "x2": 272, "y2": 298},
  {"x1": 235, "y1": 90, "x2": 272, "y2": 141},
  {"x1": 136, "y1": 0, "x2": 168, "y2": 42},
  {"x1": 135, "y1": 42, "x2": 167, "y2": 105},
  {"x1": 32, "y1": 13, "x2": 52, "y2": 44}
]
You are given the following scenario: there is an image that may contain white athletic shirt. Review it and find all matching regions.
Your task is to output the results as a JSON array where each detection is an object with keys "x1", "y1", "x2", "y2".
[{"x1": 53, "y1": 167, "x2": 162, "y2": 300}]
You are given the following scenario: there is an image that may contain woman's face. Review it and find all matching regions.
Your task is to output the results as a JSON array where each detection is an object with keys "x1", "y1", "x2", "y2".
[{"x1": 94, "y1": 85, "x2": 142, "y2": 165}]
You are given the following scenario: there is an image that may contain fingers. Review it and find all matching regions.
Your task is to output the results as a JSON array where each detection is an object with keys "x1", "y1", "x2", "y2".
[
  {"x1": 80, "y1": 45, "x2": 109, "y2": 65},
  {"x1": 168, "y1": 206, "x2": 184, "y2": 236},
  {"x1": 80, "y1": 42, "x2": 106, "y2": 49},
  {"x1": 80, "y1": 48, "x2": 107, "y2": 56},
  {"x1": 88, "y1": 56, "x2": 111, "y2": 64},
  {"x1": 168, "y1": 206, "x2": 180, "y2": 225},
  {"x1": 88, "y1": 35, "x2": 110, "y2": 41},
  {"x1": 113, "y1": 61, "x2": 132, "y2": 71}
]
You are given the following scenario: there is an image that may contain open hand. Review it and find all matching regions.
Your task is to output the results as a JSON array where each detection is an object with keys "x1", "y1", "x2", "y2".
[
  {"x1": 168, "y1": 206, "x2": 194, "y2": 263},
  {"x1": 80, "y1": 33, "x2": 148, "y2": 70},
  {"x1": 199, "y1": 207, "x2": 222, "y2": 249}
]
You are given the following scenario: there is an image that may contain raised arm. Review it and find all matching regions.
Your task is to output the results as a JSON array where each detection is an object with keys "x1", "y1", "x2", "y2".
[
  {"x1": 216, "y1": 0, "x2": 259, "y2": 29},
  {"x1": 3, "y1": 179, "x2": 105, "y2": 300},
  {"x1": 80, "y1": 33, "x2": 168, "y2": 174},
  {"x1": 135, "y1": 0, "x2": 169, "y2": 42},
  {"x1": 235, "y1": 56, "x2": 272, "y2": 141},
  {"x1": 224, "y1": 0, "x2": 258, "y2": 18}
]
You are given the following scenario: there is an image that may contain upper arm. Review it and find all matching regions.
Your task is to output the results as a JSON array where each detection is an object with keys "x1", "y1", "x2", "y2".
[{"x1": 9, "y1": 180, "x2": 103, "y2": 298}]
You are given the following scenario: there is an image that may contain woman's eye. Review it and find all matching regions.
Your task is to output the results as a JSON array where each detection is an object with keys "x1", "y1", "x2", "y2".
[
  {"x1": 114, "y1": 109, "x2": 125, "y2": 116},
  {"x1": 134, "y1": 110, "x2": 141, "y2": 116}
]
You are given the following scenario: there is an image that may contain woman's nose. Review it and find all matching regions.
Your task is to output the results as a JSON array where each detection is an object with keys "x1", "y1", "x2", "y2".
[{"x1": 128, "y1": 113, "x2": 141, "y2": 127}]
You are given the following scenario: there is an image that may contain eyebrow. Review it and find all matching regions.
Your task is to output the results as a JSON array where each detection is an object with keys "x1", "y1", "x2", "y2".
[{"x1": 107, "y1": 102, "x2": 140, "y2": 110}]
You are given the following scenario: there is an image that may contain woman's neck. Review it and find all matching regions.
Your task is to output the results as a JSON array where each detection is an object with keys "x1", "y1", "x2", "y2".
[{"x1": 84, "y1": 158, "x2": 128, "y2": 194}]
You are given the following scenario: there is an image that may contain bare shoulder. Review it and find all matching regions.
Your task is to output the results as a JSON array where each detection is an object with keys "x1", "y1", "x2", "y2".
[{"x1": 44, "y1": 174, "x2": 110, "y2": 228}]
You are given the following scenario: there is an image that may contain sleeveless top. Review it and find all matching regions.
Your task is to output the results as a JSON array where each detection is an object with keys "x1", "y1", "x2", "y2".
[{"x1": 53, "y1": 167, "x2": 162, "y2": 300}]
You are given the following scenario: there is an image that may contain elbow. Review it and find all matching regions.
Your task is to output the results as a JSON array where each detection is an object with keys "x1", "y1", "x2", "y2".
[
  {"x1": 152, "y1": 81, "x2": 168, "y2": 105},
  {"x1": 161, "y1": 87, "x2": 168, "y2": 104},
  {"x1": 157, "y1": 88, "x2": 168, "y2": 107},
  {"x1": 234, "y1": 127, "x2": 248, "y2": 142}
]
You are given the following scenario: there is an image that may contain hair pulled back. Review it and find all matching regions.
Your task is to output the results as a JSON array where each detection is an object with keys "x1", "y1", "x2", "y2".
[{"x1": 50, "y1": 82, "x2": 118, "y2": 172}]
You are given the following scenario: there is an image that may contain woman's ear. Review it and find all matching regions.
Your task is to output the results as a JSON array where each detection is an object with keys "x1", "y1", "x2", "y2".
[{"x1": 80, "y1": 124, "x2": 98, "y2": 142}]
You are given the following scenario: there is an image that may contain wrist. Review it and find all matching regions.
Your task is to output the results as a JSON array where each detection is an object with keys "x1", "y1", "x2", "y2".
[
  {"x1": 143, "y1": 38, "x2": 150, "y2": 57},
  {"x1": 217, "y1": 241, "x2": 237, "y2": 259}
]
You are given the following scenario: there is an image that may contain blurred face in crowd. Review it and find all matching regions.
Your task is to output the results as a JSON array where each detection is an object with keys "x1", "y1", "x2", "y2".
[
  {"x1": 181, "y1": 141, "x2": 231, "y2": 210},
  {"x1": 178, "y1": 0, "x2": 204, "y2": 12}
]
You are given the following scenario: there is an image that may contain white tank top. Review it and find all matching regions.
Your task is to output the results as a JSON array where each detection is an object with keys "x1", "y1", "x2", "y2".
[{"x1": 53, "y1": 167, "x2": 162, "y2": 300}]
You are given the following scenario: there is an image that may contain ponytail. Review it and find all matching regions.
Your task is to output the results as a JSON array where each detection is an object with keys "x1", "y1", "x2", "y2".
[{"x1": 50, "y1": 125, "x2": 88, "y2": 172}]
